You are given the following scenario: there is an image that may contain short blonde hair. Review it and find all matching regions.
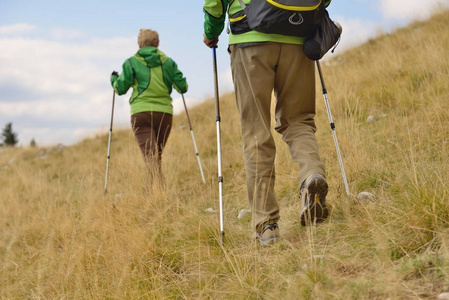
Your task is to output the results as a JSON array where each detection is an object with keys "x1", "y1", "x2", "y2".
[{"x1": 138, "y1": 29, "x2": 159, "y2": 48}]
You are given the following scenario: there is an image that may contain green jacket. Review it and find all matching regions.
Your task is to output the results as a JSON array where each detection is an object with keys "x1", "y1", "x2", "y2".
[
  {"x1": 203, "y1": 0, "x2": 331, "y2": 45},
  {"x1": 110, "y1": 47, "x2": 188, "y2": 115}
]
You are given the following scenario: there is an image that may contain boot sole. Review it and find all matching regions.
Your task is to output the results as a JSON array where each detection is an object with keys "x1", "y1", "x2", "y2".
[
  {"x1": 300, "y1": 175, "x2": 329, "y2": 226},
  {"x1": 257, "y1": 234, "x2": 280, "y2": 247}
]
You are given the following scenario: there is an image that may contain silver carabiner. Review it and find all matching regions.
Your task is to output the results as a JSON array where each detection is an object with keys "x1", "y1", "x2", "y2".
[{"x1": 289, "y1": 13, "x2": 304, "y2": 25}]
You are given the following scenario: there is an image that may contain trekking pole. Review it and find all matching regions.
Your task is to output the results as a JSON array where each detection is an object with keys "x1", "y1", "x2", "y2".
[
  {"x1": 181, "y1": 94, "x2": 206, "y2": 184},
  {"x1": 212, "y1": 46, "x2": 225, "y2": 245},
  {"x1": 316, "y1": 61, "x2": 351, "y2": 199},
  {"x1": 104, "y1": 89, "x2": 116, "y2": 195}
]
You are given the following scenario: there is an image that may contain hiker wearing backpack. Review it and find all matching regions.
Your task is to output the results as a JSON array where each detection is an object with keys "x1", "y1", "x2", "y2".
[
  {"x1": 203, "y1": 0, "x2": 331, "y2": 246},
  {"x1": 111, "y1": 29, "x2": 188, "y2": 183}
]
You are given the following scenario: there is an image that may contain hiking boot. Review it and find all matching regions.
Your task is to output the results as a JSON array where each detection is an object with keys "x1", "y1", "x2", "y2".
[
  {"x1": 256, "y1": 222, "x2": 280, "y2": 247},
  {"x1": 299, "y1": 174, "x2": 329, "y2": 226}
]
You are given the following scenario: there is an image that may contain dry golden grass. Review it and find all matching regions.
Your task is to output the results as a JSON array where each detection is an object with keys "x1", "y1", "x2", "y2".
[{"x1": 1, "y1": 10, "x2": 449, "y2": 299}]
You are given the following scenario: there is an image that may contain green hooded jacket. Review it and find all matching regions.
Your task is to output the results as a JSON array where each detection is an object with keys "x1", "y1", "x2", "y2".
[
  {"x1": 203, "y1": 0, "x2": 331, "y2": 45},
  {"x1": 110, "y1": 47, "x2": 188, "y2": 116}
]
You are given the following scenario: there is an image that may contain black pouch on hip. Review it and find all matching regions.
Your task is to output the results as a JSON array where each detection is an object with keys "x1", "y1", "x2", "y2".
[{"x1": 303, "y1": 9, "x2": 341, "y2": 61}]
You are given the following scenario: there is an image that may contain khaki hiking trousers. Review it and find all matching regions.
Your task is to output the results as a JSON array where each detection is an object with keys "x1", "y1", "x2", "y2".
[{"x1": 229, "y1": 42, "x2": 326, "y2": 231}]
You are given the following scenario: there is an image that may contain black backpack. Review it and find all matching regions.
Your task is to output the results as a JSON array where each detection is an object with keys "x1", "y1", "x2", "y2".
[
  {"x1": 235, "y1": 0, "x2": 325, "y2": 37},
  {"x1": 231, "y1": 0, "x2": 341, "y2": 60}
]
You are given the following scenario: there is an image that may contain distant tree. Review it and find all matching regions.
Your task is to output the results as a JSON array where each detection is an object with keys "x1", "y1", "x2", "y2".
[
  {"x1": 30, "y1": 138, "x2": 37, "y2": 147},
  {"x1": 1, "y1": 123, "x2": 19, "y2": 146}
]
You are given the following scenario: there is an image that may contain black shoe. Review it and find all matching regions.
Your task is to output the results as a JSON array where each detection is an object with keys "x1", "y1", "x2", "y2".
[{"x1": 299, "y1": 174, "x2": 329, "y2": 226}]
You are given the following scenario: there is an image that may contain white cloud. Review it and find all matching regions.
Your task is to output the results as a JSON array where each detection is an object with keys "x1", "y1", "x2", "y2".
[
  {"x1": 0, "y1": 36, "x2": 136, "y2": 93},
  {"x1": 0, "y1": 25, "x2": 139, "y2": 146},
  {"x1": 0, "y1": 23, "x2": 36, "y2": 35},
  {"x1": 0, "y1": 97, "x2": 113, "y2": 123},
  {"x1": 172, "y1": 96, "x2": 205, "y2": 117},
  {"x1": 328, "y1": 17, "x2": 380, "y2": 52},
  {"x1": 326, "y1": 0, "x2": 449, "y2": 57},
  {"x1": 379, "y1": 0, "x2": 449, "y2": 20},
  {"x1": 51, "y1": 28, "x2": 87, "y2": 40},
  {"x1": 19, "y1": 126, "x2": 106, "y2": 147},
  {"x1": 220, "y1": 68, "x2": 234, "y2": 95}
]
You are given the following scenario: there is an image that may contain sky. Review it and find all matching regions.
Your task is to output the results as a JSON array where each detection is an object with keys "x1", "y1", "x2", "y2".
[{"x1": 0, "y1": 0, "x2": 448, "y2": 147}]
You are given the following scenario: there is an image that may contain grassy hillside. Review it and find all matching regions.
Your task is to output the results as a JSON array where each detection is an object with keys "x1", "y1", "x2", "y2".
[{"x1": 1, "y1": 10, "x2": 449, "y2": 299}]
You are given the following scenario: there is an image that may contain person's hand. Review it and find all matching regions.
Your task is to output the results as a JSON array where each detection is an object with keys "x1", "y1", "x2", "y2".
[
  {"x1": 111, "y1": 71, "x2": 119, "y2": 77},
  {"x1": 203, "y1": 34, "x2": 219, "y2": 48}
]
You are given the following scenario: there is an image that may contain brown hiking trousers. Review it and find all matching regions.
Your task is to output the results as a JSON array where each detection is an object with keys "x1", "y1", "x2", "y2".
[
  {"x1": 230, "y1": 42, "x2": 326, "y2": 231},
  {"x1": 131, "y1": 111, "x2": 172, "y2": 178}
]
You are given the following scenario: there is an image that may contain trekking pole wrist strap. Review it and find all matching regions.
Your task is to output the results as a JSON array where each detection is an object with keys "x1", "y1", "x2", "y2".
[{"x1": 237, "y1": 0, "x2": 247, "y2": 9}]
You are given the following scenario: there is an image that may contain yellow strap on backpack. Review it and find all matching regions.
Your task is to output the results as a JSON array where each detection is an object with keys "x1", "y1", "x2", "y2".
[{"x1": 266, "y1": 0, "x2": 321, "y2": 11}]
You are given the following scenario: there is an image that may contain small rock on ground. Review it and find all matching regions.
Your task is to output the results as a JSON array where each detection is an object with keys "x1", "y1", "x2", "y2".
[
  {"x1": 354, "y1": 191, "x2": 377, "y2": 204},
  {"x1": 237, "y1": 209, "x2": 251, "y2": 219},
  {"x1": 366, "y1": 115, "x2": 376, "y2": 122},
  {"x1": 438, "y1": 293, "x2": 449, "y2": 300}
]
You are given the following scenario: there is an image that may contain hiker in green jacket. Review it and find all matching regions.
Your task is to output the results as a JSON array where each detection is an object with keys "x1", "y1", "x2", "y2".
[
  {"x1": 203, "y1": 0, "x2": 331, "y2": 246},
  {"x1": 111, "y1": 29, "x2": 188, "y2": 182}
]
